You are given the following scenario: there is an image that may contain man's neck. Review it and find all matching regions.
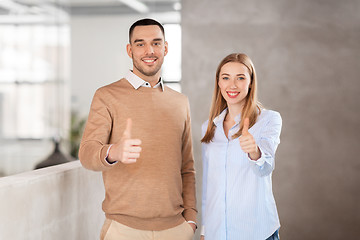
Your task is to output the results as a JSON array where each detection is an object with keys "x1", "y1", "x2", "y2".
[{"x1": 132, "y1": 70, "x2": 161, "y2": 87}]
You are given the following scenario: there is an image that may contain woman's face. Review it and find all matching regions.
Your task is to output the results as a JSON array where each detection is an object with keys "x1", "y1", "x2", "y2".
[{"x1": 218, "y1": 62, "x2": 252, "y2": 108}]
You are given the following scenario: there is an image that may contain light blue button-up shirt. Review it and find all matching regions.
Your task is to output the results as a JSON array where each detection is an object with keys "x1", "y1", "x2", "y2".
[{"x1": 201, "y1": 108, "x2": 282, "y2": 240}]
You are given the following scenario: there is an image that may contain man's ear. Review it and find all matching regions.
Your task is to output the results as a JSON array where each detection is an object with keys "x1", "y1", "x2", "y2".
[
  {"x1": 164, "y1": 41, "x2": 168, "y2": 56},
  {"x1": 126, "y1": 43, "x2": 132, "y2": 58}
]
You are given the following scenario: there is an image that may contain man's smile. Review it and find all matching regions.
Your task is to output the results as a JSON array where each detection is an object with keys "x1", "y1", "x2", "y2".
[{"x1": 142, "y1": 58, "x2": 157, "y2": 65}]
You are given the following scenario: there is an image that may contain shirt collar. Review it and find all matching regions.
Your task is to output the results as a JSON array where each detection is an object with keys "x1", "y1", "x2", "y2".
[
  {"x1": 125, "y1": 70, "x2": 164, "y2": 91},
  {"x1": 213, "y1": 108, "x2": 228, "y2": 126}
]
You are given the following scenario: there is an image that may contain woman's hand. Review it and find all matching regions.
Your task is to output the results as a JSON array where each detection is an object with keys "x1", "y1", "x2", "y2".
[
  {"x1": 239, "y1": 118, "x2": 261, "y2": 160},
  {"x1": 200, "y1": 235, "x2": 205, "y2": 240}
]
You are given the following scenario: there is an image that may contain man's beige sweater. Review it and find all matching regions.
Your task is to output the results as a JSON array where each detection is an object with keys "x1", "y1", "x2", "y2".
[{"x1": 79, "y1": 79, "x2": 197, "y2": 231}]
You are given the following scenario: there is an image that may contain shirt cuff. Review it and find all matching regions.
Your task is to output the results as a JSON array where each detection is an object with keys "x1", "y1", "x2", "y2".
[
  {"x1": 247, "y1": 145, "x2": 266, "y2": 166},
  {"x1": 187, "y1": 221, "x2": 197, "y2": 229},
  {"x1": 104, "y1": 144, "x2": 117, "y2": 165},
  {"x1": 200, "y1": 225, "x2": 205, "y2": 236}
]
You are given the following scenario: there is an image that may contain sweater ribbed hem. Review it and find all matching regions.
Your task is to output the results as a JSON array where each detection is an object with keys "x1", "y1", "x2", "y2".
[{"x1": 105, "y1": 213, "x2": 185, "y2": 231}]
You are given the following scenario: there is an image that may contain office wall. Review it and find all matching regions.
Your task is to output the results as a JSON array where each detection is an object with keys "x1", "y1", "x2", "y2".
[
  {"x1": 0, "y1": 161, "x2": 104, "y2": 240},
  {"x1": 70, "y1": 15, "x2": 135, "y2": 117},
  {"x1": 181, "y1": 0, "x2": 360, "y2": 239}
]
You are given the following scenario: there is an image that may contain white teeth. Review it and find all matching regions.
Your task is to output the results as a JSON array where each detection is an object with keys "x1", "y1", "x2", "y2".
[
  {"x1": 143, "y1": 59, "x2": 155, "y2": 63},
  {"x1": 228, "y1": 92, "x2": 239, "y2": 96}
]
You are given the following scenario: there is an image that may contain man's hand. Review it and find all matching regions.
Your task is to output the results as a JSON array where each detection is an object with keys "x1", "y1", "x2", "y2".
[
  {"x1": 108, "y1": 118, "x2": 142, "y2": 164},
  {"x1": 200, "y1": 235, "x2": 204, "y2": 240},
  {"x1": 239, "y1": 118, "x2": 260, "y2": 160}
]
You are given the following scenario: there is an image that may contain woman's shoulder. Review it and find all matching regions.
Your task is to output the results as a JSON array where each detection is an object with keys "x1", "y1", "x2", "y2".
[
  {"x1": 258, "y1": 109, "x2": 282, "y2": 123},
  {"x1": 201, "y1": 120, "x2": 209, "y2": 136}
]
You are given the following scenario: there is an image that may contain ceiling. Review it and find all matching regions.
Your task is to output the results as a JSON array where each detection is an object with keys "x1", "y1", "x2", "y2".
[{"x1": 0, "y1": 0, "x2": 181, "y2": 16}]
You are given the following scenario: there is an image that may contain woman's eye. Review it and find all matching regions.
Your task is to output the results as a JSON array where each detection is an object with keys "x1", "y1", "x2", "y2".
[
  {"x1": 222, "y1": 77, "x2": 229, "y2": 80},
  {"x1": 238, "y1": 77, "x2": 245, "y2": 80}
]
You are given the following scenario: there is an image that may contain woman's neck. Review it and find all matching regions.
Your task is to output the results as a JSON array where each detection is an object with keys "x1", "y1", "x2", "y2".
[{"x1": 225, "y1": 104, "x2": 243, "y2": 122}]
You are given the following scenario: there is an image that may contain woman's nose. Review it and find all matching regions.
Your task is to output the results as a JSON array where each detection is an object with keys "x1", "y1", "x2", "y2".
[{"x1": 230, "y1": 80, "x2": 237, "y2": 88}]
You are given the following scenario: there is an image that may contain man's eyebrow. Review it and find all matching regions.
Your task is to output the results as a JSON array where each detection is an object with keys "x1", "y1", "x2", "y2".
[
  {"x1": 153, "y1": 38, "x2": 163, "y2": 41},
  {"x1": 133, "y1": 39, "x2": 144, "y2": 43}
]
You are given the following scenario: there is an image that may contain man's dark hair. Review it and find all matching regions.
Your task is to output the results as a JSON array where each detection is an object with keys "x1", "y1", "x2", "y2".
[{"x1": 129, "y1": 18, "x2": 165, "y2": 43}]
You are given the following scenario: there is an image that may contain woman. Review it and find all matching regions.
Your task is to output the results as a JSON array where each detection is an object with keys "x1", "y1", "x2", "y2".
[{"x1": 200, "y1": 53, "x2": 281, "y2": 240}]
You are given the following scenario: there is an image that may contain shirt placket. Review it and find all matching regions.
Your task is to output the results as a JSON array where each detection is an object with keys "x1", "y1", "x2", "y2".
[{"x1": 225, "y1": 123, "x2": 239, "y2": 239}]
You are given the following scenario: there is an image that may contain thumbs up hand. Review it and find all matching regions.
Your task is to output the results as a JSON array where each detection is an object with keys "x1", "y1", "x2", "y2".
[
  {"x1": 108, "y1": 118, "x2": 142, "y2": 164},
  {"x1": 239, "y1": 118, "x2": 260, "y2": 160}
]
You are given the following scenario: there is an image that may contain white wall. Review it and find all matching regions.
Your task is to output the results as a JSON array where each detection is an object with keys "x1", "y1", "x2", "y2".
[
  {"x1": 70, "y1": 15, "x2": 135, "y2": 117},
  {"x1": 0, "y1": 161, "x2": 105, "y2": 240}
]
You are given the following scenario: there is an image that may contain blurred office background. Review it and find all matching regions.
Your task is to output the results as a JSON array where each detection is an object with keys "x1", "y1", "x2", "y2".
[{"x1": 0, "y1": 0, "x2": 359, "y2": 239}]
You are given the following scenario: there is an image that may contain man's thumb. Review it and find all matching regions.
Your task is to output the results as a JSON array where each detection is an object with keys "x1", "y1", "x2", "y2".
[{"x1": 123, "y1": 118, "x2": 132, "y2": 138}]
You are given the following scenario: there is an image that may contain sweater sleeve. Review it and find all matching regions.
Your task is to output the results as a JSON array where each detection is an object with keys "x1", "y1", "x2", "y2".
[
  {"x1": 181, "y1": 98, "x2": 198, "y2": 223},
  {"x1": 78, "y1": 89, "x2": 114, "y2": 171}
]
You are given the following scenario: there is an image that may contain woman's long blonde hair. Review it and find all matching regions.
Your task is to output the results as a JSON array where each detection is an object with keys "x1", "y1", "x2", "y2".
[{"x1": 201, "y1": 53, "x2": 261, "y2": 143}]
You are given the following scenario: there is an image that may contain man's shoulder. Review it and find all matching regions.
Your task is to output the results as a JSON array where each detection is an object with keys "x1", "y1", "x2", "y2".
[
  {"x1": 95, "y1": 78, "x2": 131, "y2": 94},
  {"x1": 164, "y1": 85, "x2": 188, "y2": 101},
  {"x1": 97, "y1": 78, "x2": 128, "y2": 91}
]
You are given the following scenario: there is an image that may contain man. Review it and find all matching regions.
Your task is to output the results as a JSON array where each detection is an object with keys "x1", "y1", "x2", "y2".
[{"x1": 79, "y1": 18, "x2": 197, "y2": 240}]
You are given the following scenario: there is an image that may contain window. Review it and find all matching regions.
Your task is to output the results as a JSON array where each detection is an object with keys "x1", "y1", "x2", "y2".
[{"x1": 162, "y1": 23, "x2": 181, "y2": 92}]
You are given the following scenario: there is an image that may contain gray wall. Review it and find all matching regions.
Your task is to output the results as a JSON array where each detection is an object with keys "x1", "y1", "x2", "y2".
[{"x1": 181, "y1": 0, "x2": 360, "y2": 239}]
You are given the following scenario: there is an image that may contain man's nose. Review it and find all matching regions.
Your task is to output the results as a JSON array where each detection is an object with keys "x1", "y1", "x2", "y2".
[{"x1": 145, "y1": 45, "x2": 154, "y2": 55}]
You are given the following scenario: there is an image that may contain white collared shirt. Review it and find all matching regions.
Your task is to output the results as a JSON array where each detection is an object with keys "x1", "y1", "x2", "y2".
[{"x1": 125, "y1": 70, "x2": 164, "y2": 91}]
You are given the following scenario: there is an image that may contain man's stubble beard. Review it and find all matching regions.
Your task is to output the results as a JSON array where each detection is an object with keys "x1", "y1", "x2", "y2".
[{"x1": 132, "y1": 54, "x2": 164, "y2": 77}]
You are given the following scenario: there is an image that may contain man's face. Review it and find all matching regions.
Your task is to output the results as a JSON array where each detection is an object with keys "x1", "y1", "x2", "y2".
[{"x1": 127, "y1": 25, "x2": 168, "y2": 80}]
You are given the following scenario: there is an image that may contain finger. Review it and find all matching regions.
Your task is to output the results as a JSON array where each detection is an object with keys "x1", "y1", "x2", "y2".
[
  {"x1": 240, "y1": 142, "x2": 253, "y2": 151},
  {"x1": 123, "y1": 118, "x2": 132, "y2": 138},
  {"x1": 241, "y1": 145, "x2": 253, "y2": 152},
  {"x1": 239, "y1": 135, "x2": 249, "y2": 142},
  {"x1": 127, "y1": 139, "x2": 142, "y2": 146},
  {"x1": 123, "y1": 158, "x2": 137, "y2": 164},
  {"x1": 127, "y1": 152, "x2": 140, "y2": 159},
  {"x1": 241, "y1": 140, "x2": 257, "y2": 149},
  {"x1": 242, "y1": 117, "x2": 249, "y2": 136},
  {"x1": 123, "y1": 139, "x2": 141, "y2": 148},
  {"x1": 241, "y1": 144, "x2": 254, "y2": 153},
  {"x1": 129, "y1": 139, "x2": 141, "y2": 146},
  {"x1": 122, "y1": 152, "x2": 137, "y2": 163},
  {"x1": 239, "y1": 135, "x2": 251, "y2": 145},
  {"x1": 128, "y1": 146, "x2": 142, "y2": 153}
]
